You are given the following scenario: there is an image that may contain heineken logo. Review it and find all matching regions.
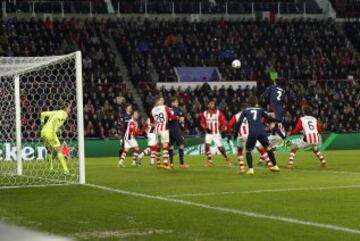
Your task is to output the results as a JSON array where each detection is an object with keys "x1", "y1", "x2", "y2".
[{"x1": 0, "y1": 143, "x2": 47, "y2": 161}]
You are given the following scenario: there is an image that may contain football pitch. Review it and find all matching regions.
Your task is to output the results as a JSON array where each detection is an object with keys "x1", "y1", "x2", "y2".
[{"x1": 1, "y1": 150, "x2": 360, "y2": 241}]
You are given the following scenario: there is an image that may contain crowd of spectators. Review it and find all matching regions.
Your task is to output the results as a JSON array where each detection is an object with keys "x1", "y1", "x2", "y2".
[
  {"x1": 344, "y1": 21, "x2": 360, "y2": 54},
  {"x1": 140, "y1": 80, "x2": 360, "y2": 135},
  {"x1": 1, "y1": 17, "x2": 359, "y2": 138},
  {"x1": 0, "y1": 17, "x2": 135, "y2": 139},
  {"x1": 331, "y1": 0, "x2": 360, "y2": 18},
  {"x1": 114, "y1": 18, "x2": 359, "y2": 86}
]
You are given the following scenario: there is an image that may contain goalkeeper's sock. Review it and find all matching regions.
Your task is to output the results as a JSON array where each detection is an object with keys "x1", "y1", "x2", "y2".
[
  {"x1": 47, "y1": 152, "x2": 54, "y2": 170},
  {"x1": 57, "y1": 152, "x2": 68, "y2": 172},
  {"x1": 169, "y1": 149, "x2": 174, "y2": 164},
  {"x1": 179, "y1": 148, "x2": 184, "y2": 165}
]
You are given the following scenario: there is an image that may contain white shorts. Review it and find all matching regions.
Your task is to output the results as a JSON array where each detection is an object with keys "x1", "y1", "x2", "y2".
[
  {"x1": 268, "y1": 134, "x2": 283, "y2": 147},
  {"x1": 147, "y1": 133, "x2": 157, "y2": 146},
  {"x1": 237, "y1": 136, "x2": 247, "y2": 148},
  {"x1": 297, "y1": 139, "x2": 319, "y2": 150},
  {"x1": 254, "y1": 135, "x2": 282, "y2": 149},
  {"x1": 205, "y1": 133, "x2": 223, "y2": 147},
  {"x1": 124, "y1": 138, "x2": 138, "y2": 149},
  {"x1": 156, "y1": 130, "x2": 169, "y2": 144}
]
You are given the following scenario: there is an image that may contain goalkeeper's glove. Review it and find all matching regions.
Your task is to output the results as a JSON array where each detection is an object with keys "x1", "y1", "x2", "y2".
[{"x1": 221, "y1": 131, "x2": 227, "y2": 139}]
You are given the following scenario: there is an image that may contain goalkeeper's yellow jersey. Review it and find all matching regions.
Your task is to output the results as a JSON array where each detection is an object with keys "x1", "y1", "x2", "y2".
[{"x1": 40, "y1": 110, "x2": 68, "y2": 134}]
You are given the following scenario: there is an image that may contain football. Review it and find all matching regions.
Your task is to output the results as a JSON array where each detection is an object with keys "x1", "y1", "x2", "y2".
[{"x1": 231, "y1": 59, "x2": 241, "y2": 69}]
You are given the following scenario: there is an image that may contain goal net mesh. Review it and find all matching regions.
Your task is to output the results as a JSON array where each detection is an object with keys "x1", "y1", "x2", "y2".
[{"x1": 0, "y1": 53, "x2": 83, "y2": 187}]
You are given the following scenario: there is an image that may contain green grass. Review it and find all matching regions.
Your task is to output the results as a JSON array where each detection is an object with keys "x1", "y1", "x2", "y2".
[{"x1": 1, "y1": 150, "x2": 360, "y2": 241}]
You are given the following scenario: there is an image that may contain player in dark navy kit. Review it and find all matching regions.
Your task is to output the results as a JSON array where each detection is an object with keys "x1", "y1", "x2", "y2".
[
  {"x1": 118, "y1": 103, "x2": 133, "y2": 162},
  {"x1": 234, "y1": 96, "x2": 280, "y2": 175},
  {"x1": 169, "y1": 97, "x2": 189, "y2": 168},
  {"x1": 263, "y1": 80, "x2": 287, "y2": 140}
]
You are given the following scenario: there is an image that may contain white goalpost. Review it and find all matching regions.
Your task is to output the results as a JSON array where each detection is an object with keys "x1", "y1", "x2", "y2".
[{"x1": 0, "y1": 51, "x2": 85, "y2": 186}]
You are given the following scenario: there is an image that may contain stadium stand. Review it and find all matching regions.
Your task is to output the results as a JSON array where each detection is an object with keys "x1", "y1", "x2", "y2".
[
  {"x1": 1, "y1": 17, "x2": 359, "y2": 137},
  {"x1": 113, "y1": 18, "x2": 359, "y2": 84},
  {"x1": 0, "y1": 17, "x2": 135, "y2": 138},
  {"x1": 331, "y1": 0, "x2": 360, "y2": 17}
]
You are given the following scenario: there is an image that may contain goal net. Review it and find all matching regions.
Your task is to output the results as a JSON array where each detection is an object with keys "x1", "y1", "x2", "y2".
[{"x1": 0, "y1": 51, "x2": 85, "y2": 187}]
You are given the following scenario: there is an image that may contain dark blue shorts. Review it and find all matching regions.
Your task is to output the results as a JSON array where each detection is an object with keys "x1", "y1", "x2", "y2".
[
  {"x1": 271, "y1": 105, "x2": 284, "y2": 122},
  {"x1": 246, "y1": 132, "x2": 270, "y2": 152},
  {"x1": 169, "y1": 128, "x2": 184, "y2": 146}
]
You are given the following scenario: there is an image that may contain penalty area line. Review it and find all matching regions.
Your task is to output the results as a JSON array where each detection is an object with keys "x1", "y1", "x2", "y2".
[
  {"x1": 165, "y1": 184, "x2": 360, "y2": 198},
  {"x1": 85, "y1": 183, "x2": 360, "y2": 236}
]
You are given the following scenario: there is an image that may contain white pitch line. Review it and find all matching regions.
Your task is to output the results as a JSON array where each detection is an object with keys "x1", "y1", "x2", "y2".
[
  {"x1": 0, "y1": 183, "x2": 76, "y2": 190},
  {"x1": 165, "y1": 184, "x2": 360, "y2": 198},
  {"x1": 85, "y1": 183, "x2": 360, "y2": 235}
]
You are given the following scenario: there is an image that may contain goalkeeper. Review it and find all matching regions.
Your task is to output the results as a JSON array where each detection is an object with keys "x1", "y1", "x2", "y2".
[{"x1": 40, "y1": 103, "x2": 72, "y2": 174}]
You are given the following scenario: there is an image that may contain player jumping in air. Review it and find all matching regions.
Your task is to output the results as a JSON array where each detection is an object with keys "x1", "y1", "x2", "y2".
[
  {"x1": 150, "y1": 96, "x2": 177, "y2": 169},
  {"x1": 40, "y1": 102, "x2": 72, "y2": 175},
  {"x1": 118, "y1": 111, "x2": 143, "y2": 167},
  {"x1": 288, "y1": 106, "x2": 327, "y2": 168},
  {"x1": 263, "y1": 79, "x2": 287, "y2": 140},
  {"x1": 234, "y1": 96, "x2": 280, "y2": 175},
  {"x1": 201, "y1": 100, "x2": 232, "y2": 167},
  {"x1": 169, "y1": 97, "x2": 189, "y2": 168},
  {"x1": 137, "y1": 118, "x2": 158, "y2": 166}
]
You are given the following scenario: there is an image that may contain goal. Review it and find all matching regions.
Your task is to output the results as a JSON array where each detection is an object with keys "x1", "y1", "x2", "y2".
[{"x1": 0, "y1": 51, "x2": 85, "y2": 187}]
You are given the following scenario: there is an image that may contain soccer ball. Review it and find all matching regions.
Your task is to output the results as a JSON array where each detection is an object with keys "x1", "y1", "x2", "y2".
[{"x1": 231, "y1": 59, "x2": 241, "y2": 69}]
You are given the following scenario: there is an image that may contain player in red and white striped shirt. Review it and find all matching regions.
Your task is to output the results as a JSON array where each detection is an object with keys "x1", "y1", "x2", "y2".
[
  {"x1": 200, "y1": 100, "x2": 232, "y2": 167},
  {"x1": 150, "y1": 96, "x2": 176, "y2": 169},
  {"x1": 288, "y1": 106, "x2": 327, "y2": 168},
  {"x1": 117, "y1": 111, "x2": 144, "y2": 167},
  {"x1": 228, "y1": 105, "x2": 249, "y2": 172},
  {"x1": 136, "y1": 118, "x2": 158, "y2": 166}
]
